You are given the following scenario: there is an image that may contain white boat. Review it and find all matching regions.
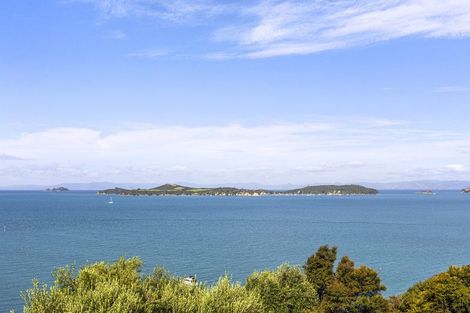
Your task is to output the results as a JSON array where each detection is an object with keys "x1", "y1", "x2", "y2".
[
  {"x1": 183, "y1": 275, "x2": 197, "y2": 285},
  {"x1": 107, "y1": 197, "x2": 114, "y2": 204}
]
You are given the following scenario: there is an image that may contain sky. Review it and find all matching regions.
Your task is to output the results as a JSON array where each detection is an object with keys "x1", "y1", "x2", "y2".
[{"x1": 1, "y1": 0, "x2": 470, "y2": 186}]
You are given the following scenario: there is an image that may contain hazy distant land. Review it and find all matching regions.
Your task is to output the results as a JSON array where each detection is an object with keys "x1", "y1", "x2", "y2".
[
  {"x1": 45, "y1": 186, "x2": 69, "y2": 192},
  {"x1": 3, "y1": 180, "x2": 470, "y2": 191},
  {"x1": 97, "y1": 184, "x2": 378, "y2": 196}
]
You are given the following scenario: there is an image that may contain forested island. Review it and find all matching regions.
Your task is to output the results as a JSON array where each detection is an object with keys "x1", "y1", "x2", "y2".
[
  {"x1": 19, "y1": 245, "x2": 470, "y2": 313},
  {"x1": 45, "y1": 187, "x2": 69, "y2": 192},
  {"x1": 97, "y1": 184, "x2": 378, "y2": 196}
]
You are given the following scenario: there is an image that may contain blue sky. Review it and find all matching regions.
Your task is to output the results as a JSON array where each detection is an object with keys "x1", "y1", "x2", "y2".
[{"x1": 1, "y1": 0, "x2": 470, "y2": 186}]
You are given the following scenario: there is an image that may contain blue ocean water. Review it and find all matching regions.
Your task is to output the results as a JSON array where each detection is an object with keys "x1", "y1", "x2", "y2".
[{"x1": 1, "y1": 191, "x2": 470, "y2": 312}]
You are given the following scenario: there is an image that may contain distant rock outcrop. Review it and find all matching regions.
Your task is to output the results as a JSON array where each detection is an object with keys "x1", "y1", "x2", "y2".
[{"x1": 462, "y1": 188, "x2": 470, "y2": 193}]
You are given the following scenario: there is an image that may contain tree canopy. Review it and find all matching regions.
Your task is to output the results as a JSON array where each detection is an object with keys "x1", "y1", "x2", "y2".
[
  {"x1": 246, "y1": 264, "x2": 318, "y2": 313},
  {"x1": 16, "y1": 246, "x2": 470, "y2": 313},
  {"x1": 398, "y1": 265, "x2": 470, "y2": 313},
  {"x1": 304, "y1": 246, "x2": 389, "y2": 313}
]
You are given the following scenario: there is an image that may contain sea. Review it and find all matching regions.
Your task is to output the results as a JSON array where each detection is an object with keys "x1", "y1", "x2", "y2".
[{"x1": 1, "y1": 190, "x2": 470, "y2": 312}]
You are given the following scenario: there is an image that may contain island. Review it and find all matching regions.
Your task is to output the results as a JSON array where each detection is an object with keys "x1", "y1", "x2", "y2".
[
  {"x1": 97, "y1": 184, "x2": 378, "y2": 196},
  {"x1": 45, "y1": 186, "x2": 70, "y2": 192},
  {"x1": 463, "y1": 188, "x2": 470, "y2": 193},
  {"x1": 416, "y1": 190, "x2": 435, "y2": 195}
]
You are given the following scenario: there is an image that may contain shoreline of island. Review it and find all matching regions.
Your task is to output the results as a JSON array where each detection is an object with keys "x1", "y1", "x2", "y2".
[{"x1": 97, "y1": 184, "x2": 379, "y2": 197}]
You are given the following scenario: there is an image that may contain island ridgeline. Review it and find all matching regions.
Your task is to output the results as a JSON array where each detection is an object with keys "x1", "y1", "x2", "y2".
[
  {"x1": 97, "y1": 183, "x2": 378, "y2": 196},
  {"x1": 45, "y1": 187, "x2": 69, "y2": 192}
]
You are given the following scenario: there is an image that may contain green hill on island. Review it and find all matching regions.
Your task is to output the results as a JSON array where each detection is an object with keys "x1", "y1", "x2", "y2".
[
  {"x1": 97, "y1": 184, "x2": 378, "y2": 196},
  {"x1": 287, "y1": 185, "x2": 378, "y2": 195}
]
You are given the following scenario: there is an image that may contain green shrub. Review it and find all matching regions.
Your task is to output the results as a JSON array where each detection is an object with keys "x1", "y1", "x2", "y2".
[
  {"x1": 201, "y1": 276, "x2": 264, "y2": 313},
  {"x1": 246, "y1": 264, "x2": 318, "y2": 313},
  {"x1": 399, "y1": 265, "x2": 470, "y2": 313},
  {"x1": 22, "y1": 258, "x2": 263, "y2": 313},
  {"x1": 19, "y1": 248, "x2": 470, "y2": 313},
  {"x1": 23, "y1": 257, "x2": 145, "y2": 313}
]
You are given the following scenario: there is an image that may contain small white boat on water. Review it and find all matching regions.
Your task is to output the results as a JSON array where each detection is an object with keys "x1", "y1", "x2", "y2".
[
  {"x1": 183, "y1": 275, "x2": 197, "y2": 285},
  {"x1": 107, "y1": 197, "x2": 114, "y2": 204}
]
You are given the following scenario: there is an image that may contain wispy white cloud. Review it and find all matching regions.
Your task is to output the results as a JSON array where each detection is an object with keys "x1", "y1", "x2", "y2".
[
  {"x1": 216, "y1": 0, "x2": 470, "y2": 58},
  {"x1": 434, "y1": 85, "x2": 470, "y2": 93},
  {"x1": 0, "y1": 154, "x2": 27, "y2": 161},
  {"x1": 81, "y1": 0, "x2": 232, "y2": 22},
  {"x1": 77, "y1": 0, "x2": 470, "y2": 58},
  {"x1": 126, "y1": 48, "x2": 170, "y2": 58},
  {"x1": 446, "y1": 163, "x2": 466, "y2": 172},
  {"x1": 106, "y1": 29, "x2": 126, "y2": 39},
  {"x1": 1, "y1": 118, "x2": 469, "y2": 185}
]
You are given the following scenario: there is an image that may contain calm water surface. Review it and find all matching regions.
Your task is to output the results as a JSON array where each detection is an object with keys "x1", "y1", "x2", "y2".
[{"x1": 1, "y1": 191, "x2": 470, "y2": 311}]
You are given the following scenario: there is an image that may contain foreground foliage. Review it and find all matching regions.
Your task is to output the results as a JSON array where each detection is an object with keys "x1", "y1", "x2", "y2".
[
  {"x1": 305, "y1": 246, "x2": 389, "y2": 313},
  {"x1": 22, "y1": 258, "x2": 263, "y2": 313},
  {"x1": 19, "y1": 246, "x2": 470, "y2": 313},
  {"x1": 397, "y1": 265, "x2": 470, "y2": 313},
  {"x1": 246, "y1": 264, "x2": 318, "y2": 313}
]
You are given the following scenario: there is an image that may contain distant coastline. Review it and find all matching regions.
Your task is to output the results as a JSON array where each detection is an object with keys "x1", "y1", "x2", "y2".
[
  {"x1": 97, "y1": 184, "x2": 378, "y2": 196},
  {"x1": 3, "y1": 180, "x2": 470, "y2": 191}
]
